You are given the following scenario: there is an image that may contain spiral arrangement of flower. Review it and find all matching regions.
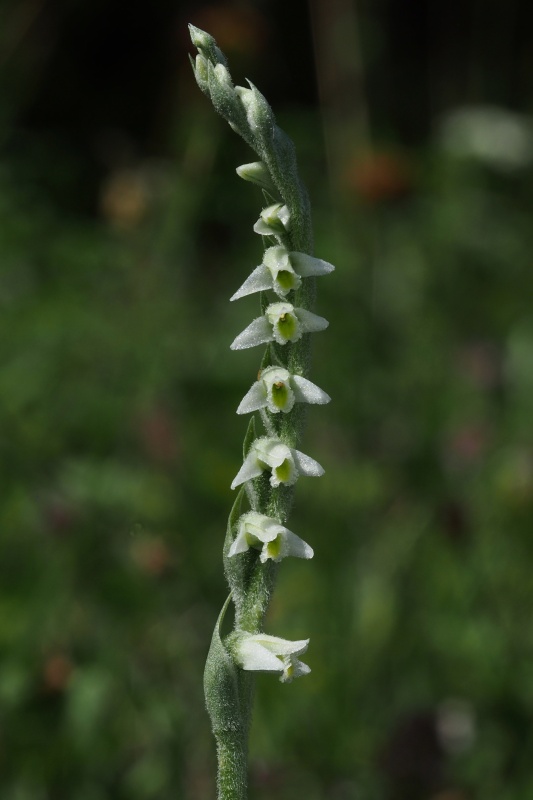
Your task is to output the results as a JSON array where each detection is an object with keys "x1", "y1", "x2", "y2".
[{"x1": 189, "y1": 25, "x2": 334, "y2": 799}]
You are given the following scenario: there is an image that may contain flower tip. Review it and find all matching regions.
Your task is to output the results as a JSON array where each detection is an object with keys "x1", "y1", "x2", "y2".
[{"x1": 189, "y1": 24, "x2": 211, "y2": 49}]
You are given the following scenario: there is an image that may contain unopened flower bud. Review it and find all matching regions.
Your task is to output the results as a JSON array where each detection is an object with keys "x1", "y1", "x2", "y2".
[
  {"x1": 236, "y1": 162, "x2": 277, "y2": 194},
  {"x1": 253, "y1": 203, "x2": 290, "y2": 236}
]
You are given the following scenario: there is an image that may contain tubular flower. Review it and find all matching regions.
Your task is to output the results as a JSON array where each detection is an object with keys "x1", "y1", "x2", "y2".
[
  {"x1": 228, "y1": 511, "x2": 313, "y2": 562},
  {"x1": 237, "y1": 365, "x2": 330, "y2": 414},
  {"x1": 231, "y1": 436, "x2": 324, "y2": 489},
  {"x1": 230, "y1": 245, "x2": 335, "y2": 301},
  {"x1": 230, "y1": 302, "x2": 328, "y2": 350},
  {"x1": 232, "y1": 633, "x2": 310, "y2": 683},
  {"x1": 253, "y1": 203, "x2": 290, "y2": 236}
]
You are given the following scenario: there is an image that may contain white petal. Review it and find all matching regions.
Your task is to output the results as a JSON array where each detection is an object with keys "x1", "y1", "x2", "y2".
[
  {"x1": 263, "y1": 246, "x2": 290, "y2": 270},
  {"x1": 236, "y1": 381, "x2": 267, "y2": 414},
  {"x1": 283, "y1": 530, "x2": 314, "y2": 559},
  {"x1": 237, "y1": 640, "x2": 283, "y2": 672},
  {"x1": 291, "y1": 449, "x2": 325, "y2": 478},
  {"x1": 252, "y1": 634, "x2": 309, "y2": 657},
  {"x1": 257, "y1": 519, "x2": 285, "y2": 542},
  {"x1": 230, "y1": 316, "x2": 273, "y2": 350},
  {"x1": 261, "y1": 365, "x2": 291, "y2": 382},
  {"x1": 290, "y1": 252, "x2": 335, "y2": 277},
  {"x1": 256, "y1": 439, "x2": 291, "y2": 468},
  {"x1": 230, "y1": 452, "x2": 263, "y2": 489},
  {"x1": 230, "y1": 264, "x2": 273, "y2": 301},
  {"x1": 295, "y1": 308, "x2": 329, "y2": 333},
  {"x1": 291, "y1": 375, "x2": 331, "y2": 405}
]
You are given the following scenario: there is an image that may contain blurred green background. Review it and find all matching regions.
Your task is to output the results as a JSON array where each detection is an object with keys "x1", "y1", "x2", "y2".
[{"x1": 1, "y1": 1, "x2": 533, "y2": 798}]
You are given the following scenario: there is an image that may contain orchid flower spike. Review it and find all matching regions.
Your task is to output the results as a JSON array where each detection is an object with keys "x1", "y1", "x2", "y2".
[
  {"x1": 231, "y1": 302, "x2": 328, "y2": 350},
  {"x1": 253, "y1": 203, "x2": 290, "y2": 236},
  {"x1": 237, "y1": 365, "x2": 330, "y2": 414},
  {"x1": 228, "y1": 511, "x2": 313, "y2": 562},
  {"x1": 232, "y1": 633, "x2": 310, "y2": 683},
  {"x1": 231, "y1": 436, "x2": 324, "y2": 489},
  {"x1": 231, "y1": 245, "x2": 335, "y2": 301}
]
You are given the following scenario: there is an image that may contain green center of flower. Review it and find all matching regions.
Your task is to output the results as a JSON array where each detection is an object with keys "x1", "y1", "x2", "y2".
[
  {"x1": 266, "y1": 535, "x2": 282, "y2": 560},
  {"x1": 276, "y1": 270, "x2": 295, "y2": 292},
  {"x1": 276, "y1": 312, "x2": 296, "y2": 341},
  {"x1": 274, "y1": 458, "x2": 292, "y2": 483},
  {"x1": 271, "y1": 380, "x2": 289, "y2": 409}
]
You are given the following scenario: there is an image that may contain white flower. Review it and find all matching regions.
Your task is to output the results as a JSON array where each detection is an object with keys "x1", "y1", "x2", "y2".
[
  {"x1": 253, "y1": 203, "x2": 290, "y2": 236},
  {"x1": 232, "y1": 633, "x2": 310, "y2": 683},
  {"x1": 230, "y1": 302, "x2": 328, "y2": 350},
  {"x1": 231, "y1": 436, "x2": 324, "y2": 489},
  {"x1": 228, "y1": 511, "x2": 313, "y2": 562},
  {"x1": 230, "y1": 246, "x2": 335, "y2": 301},
  {"x1": 237, "y1": 365, "x2": 330, "y2": 414}
]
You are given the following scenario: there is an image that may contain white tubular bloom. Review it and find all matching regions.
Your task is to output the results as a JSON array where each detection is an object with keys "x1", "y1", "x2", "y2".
[
  {"x1": 231, "y1": 245, "x2": 335, "y2": 301},
  {"x1": 230, "y1": 436, "x2": 324, "y2": 489},
  {"x1": 233, "y1": 633, "x2": 310, "y2": 682},
  {"x1": 230, "y1": 302, "x2": 328, "y2": 350},
  {"x1": 228, "y1": 511, "x2": 313, "y2": 562},
  {"x1": 253, "y1": 203, "x2": 291, "y2": 236},
  {"x1": 237, "y1": 365, "x2": 330, "y2": 414}
]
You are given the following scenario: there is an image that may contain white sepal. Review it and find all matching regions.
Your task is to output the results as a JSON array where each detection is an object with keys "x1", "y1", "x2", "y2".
[
  {"x1": 230, "y1": 450, "x2": 264, "y2": 490},
  {"x1": 295, "y1": 307, "x2": 329, "y2": 333},
  {"x1": 230, "y1": 315, "x2": 272, "y2": 350},
  {"x1": 230, "y1": 264, "x2": 272, "y2": 301},
  {"x1": 289, "y1": 251, "x2": 335, "y2": 278},
  {"x1": 291, "y1": 374, "x2": 331, "y2": 405},
  {"x1": 228, "y1": 511, "x2": 313, "y2": 562},
  {"x1": 236, "y1": 380, "x2": 267, "y2": 414},
  {"x1": 292, "y1": 449, "x2": 325, "y2": 478}
]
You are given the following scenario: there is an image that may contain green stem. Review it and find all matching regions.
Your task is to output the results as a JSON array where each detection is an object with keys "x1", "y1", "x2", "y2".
[{"x1": 215, "y1": 730, "x2": 248, "y2": 800}]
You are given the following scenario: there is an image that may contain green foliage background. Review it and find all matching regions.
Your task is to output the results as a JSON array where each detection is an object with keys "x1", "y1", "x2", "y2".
[{"x1": 1, "y1": 5, "x2": 533, "y2": 799}]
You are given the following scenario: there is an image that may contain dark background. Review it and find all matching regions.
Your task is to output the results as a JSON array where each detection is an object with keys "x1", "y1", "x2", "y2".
[{"x1": 1, "y1": 2, "x2": 533, "y2": 799}]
